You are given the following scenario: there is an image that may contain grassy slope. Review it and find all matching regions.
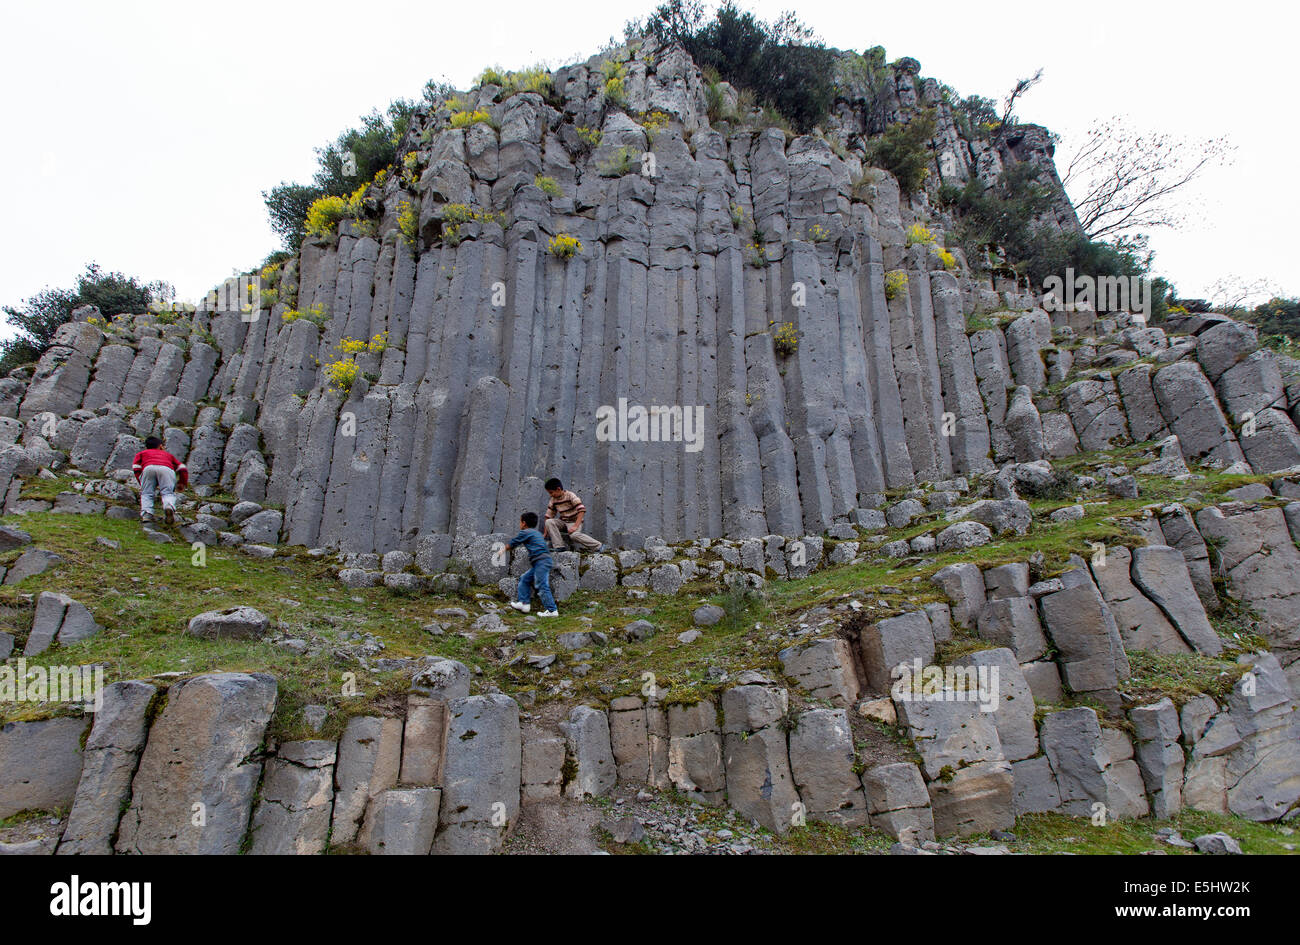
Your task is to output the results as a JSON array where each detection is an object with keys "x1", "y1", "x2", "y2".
[{"x1": 1, "y1": 441, "x2": 1295, "y2": 851}]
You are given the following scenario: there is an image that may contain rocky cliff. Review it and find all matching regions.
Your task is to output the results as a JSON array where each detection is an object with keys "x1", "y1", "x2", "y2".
[
  {"x1": 4, "y1": 36, "x2": 1136, "y2": 555},
  {"x1": 2, "y1": 33, "x2": 1299, "y2": 856}
]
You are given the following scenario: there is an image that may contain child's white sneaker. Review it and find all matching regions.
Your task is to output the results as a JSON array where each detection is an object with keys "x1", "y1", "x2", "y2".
[
  {"x1": 510, "y1": 601, "x2": 531, "y2": 614},
  {"x1": 537, "y1": 610, "x2": 559, "y2": 618}
]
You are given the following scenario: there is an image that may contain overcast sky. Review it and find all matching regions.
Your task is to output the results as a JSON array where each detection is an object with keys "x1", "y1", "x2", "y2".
[{"x1": 1, "y1": 0, "x2": 1294, "y2": 329}]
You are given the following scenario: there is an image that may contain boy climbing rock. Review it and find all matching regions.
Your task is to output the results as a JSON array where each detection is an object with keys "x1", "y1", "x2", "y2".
[
  {"x1": 508, "y1": 511, "x2": 558, "y2": 617},
  {"x1": 132, "y1": 435, "x2": 188, "y2": 524}
]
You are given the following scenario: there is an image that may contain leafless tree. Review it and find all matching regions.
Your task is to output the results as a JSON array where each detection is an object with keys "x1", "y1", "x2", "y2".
[
  {"x1": 1208, "y1": 275, "x2": 1278, "y2": 316},
  {"x1": 1062, "y1": 120, "x2": 1233, "y2": 241},
  {"x1": 993, "y1": 68, "x2": 1044, "y2": 143}
]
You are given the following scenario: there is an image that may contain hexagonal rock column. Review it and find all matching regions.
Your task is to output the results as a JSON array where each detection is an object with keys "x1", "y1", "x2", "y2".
[
  {"x1": 787, "y1": 708, "x2": 869, "y2": 826},
  {"x1": 331, "y1": 716, "x2": 403, "y2": 848},
  {"x1": 59, "y1": 680, "x2": 157, "y2": 855},
  {"x1": 432, "y1": 694, "x2": 521, "y2": 855},
  {"x1": 667, "y1": 700, "x2": 725, "y2": 806},
  {"x1": 721, "y1": 685, "x2": 800, "y2": 834},
  {"x1": 1039, "y1": 707, "x2": 1148, "y2": 821},
  {"x1": 860, "y1": 762, "x2": 934, "y2": 843},
  {"x1": 0, "y1": 716, "x2": 91, "y2": 820},
  {"x1": 115, "y1": 672, "x2": 277, "y2": 854},
  {"x1": 560, "y1": 704, "x2": 616, "y2": 800},
  {"x1": 249, "y1": 739, "x2": 337, "y2": 855}
]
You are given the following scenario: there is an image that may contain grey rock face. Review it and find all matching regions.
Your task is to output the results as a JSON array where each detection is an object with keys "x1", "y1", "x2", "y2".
[
  {"x1": 722, "y1": 725, "x2": 800, "y2": 835},
  {"x1": 1129, "y1": 545, "x2": 1222, "y2": 655},
  {"x1": 0, "y1": 717, "x2": 90, "y2": 819},
  {"x1": 1196, "y1": 505, "x2": 1300, "y2": 660},
  {"x1": 25, "y1": 591, "x2": 101, "y2": 655},
  {"x1": 1183, "y1": 653, "x2": 1300, "y2": 821},
  {"x1": 926, "y1": 758, "x2": 1015, "y2": 839},
  {"x1": 1090, "y1": 545, "x2": 1187, "y2": 655},
  {"x1": 667, "y1": 699, "x2": 725, "y2": 804},
  {"x1": 859, "y1": 611, "x2": 935, "y2": 693},
  {"x1": 249, "y1": 740, "x2": 337, "y2": 855},
  {"x1": 330, "y1": 716, "x2": 403, "y2": 847},
  {"x1": 432, "y1": 694, "x2": 520, "y2": 854},
  {"x1": 1129, "y1": 697, "x2": 1183, "y2": 819},
  {"x1": 966, "y1": 648, "x2": 1038, "y2": 762},
  {"x1": 1039, "y1": 707, "x2": 1148, "y2": 820},
  {"x1": 935, "y1": 519, "x2": 992, "y2": 551},
  {"x1": 779, "y1": 637, "x2": 861, "y2": 707},
  {"x1": 116, "y1": 672, "x2": 277, "y2": 854},
  {"x1": 1037, "y1": 568, "x2": 1130, "y2": 705},
  {"x1": 560, "y1": 705, "x2": 616, "y2": 799},
  {"x1": 365, "y1": 788, "x2": 441, "y2": 855},
  {"x1": 788, "y1": 708, "x2": 868, "y2": 826},
  {"x1": 930, "y1": 562, "x2": 986, "y2": 628},
  {"x1": 59, "y1": 680, "x2": 158, "y2": 855},
  {"x1": 1153, "y1": 361, "x2": 1245, "y2": 467}
]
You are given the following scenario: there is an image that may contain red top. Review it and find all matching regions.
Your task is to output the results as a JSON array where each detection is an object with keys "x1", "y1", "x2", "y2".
[{"x1": 132, "y1": 449, "x2": 189, "y2": 487}]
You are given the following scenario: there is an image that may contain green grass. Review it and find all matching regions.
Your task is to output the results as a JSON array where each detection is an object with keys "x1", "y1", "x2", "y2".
[{"x1": 1005, "y1": 810, "x2": 1298, "y2": 855}]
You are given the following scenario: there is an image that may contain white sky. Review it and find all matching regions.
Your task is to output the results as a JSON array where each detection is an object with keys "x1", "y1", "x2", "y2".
[{"x1": 1, "y1": 0, "x2": 1295, "y2": 329}]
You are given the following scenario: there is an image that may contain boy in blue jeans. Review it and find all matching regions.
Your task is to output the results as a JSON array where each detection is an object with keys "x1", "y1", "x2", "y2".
[{"x1": 508, "y1": 512, "x2": 559, "y2": 617}]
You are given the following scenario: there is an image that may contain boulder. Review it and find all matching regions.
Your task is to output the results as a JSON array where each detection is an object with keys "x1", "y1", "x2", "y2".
[{"x1": 186, "y1": 606, "x2": 270, "y2": 641}]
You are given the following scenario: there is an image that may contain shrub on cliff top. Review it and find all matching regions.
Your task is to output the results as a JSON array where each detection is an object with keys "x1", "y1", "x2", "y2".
[
  {"x1": 1, "y1": 263, "x2": 171, "y2": 375},
  {"x1": 637, "y1": 0, "x2": 835, "y2": 133}
]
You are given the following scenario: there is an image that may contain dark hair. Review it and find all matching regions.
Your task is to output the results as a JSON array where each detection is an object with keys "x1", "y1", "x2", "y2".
[
  {"x1": 521, "y1": 511, "x2": 538, "y2": 529},
  {"x1": 145, "y1": 436, "x2": 162, "y2": 449},
  {"x1": 544, "y1": 478, "x2": 562, "y2": 491}
]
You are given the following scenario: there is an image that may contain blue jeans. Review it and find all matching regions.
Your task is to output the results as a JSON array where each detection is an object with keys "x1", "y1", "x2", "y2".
[{"x1": 518, "y1": 557, "x2": 556, "y2": 611}]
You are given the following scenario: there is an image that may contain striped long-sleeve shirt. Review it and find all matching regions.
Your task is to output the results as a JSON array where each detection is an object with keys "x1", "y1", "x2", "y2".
[{"x1": 546, "y1": 489, "x2": 585, "y2": 525}]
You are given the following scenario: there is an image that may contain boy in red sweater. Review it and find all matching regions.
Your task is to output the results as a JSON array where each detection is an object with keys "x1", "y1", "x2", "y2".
[{"x1": 132, "y1": 436, "x2": 189, "y2": 524}]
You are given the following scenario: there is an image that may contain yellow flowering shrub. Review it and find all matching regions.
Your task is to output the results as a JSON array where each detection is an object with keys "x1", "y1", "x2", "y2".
[
  {"x1": 547, "y1": 233, "x2": 582, "y2": 258},
  {"x1": 534, "y1": 174, "x2": 563, "y2": 198},
  {"x1": 325, "y1": 357, "x2": 359, "y2": 393},
  {"x1": 450, "y1": 108, "x2": 492, "y2": 129},
  {"x1": 641, "y1": 109, "x2": 670, "y2": 140},
  {"x1": 304, "y1": 195, "x2": 347, "y2": 241},
  {"x1": 398, "y1": 200, "x2": 419, "y2": 246},
  {"x1": 905, "y1": 223, "x2": 936, "y2": 247},
  {"x1": 884, "y1": 269, "x2": 909, "y2": 301},
  {"x1": 576, "y1": 126, "x2": 603, "y2": 149},
  {"x1": 772, "y1": 321, "x2": 799, "y2": 357},
  {"x1": 938, "y1": 249, "x2": 957, "y2": 270},
  {"x1": 282, "y1": 303, "x2": 328, "y2": 327}
]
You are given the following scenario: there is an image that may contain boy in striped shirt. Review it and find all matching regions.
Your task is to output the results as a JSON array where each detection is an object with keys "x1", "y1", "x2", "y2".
[{"x1": 543, "y1": 478, "x2": 603, "y2": 553}]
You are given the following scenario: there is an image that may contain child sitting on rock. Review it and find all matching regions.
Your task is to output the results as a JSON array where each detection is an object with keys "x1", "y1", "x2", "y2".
[
  {"x1": 508, "y1": 512, "x2": 558, "y2": 617},
  {"x1": 131, "y1": 435, "x2": 188, "y2": 524}
]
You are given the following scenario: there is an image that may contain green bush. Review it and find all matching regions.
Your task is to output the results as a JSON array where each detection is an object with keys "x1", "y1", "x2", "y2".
[
  {"x1": 866, "y1": 108, "x2": 936, "y2": 194},
  {"x1": 262, "y1": 100, "x2": 417, "y2": 251},
  {"x1": 0, "y1": 264, "x2": 170, "y2": 375},
  {"x1": 639, "y1": 0, "x2": 835, "y2": 133}
]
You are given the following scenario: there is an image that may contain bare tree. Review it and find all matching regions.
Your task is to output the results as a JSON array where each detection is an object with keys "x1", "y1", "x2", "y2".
[
  {"x1": 1208, "y1": 275, "x2": 1278, "y2": 316},
  {"x1": 993, "y1": 68, "x2": 1044, "y2": 143},
  {"x1": 1062, "y1": 120, "x2": 1233, "y2": 241}
]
